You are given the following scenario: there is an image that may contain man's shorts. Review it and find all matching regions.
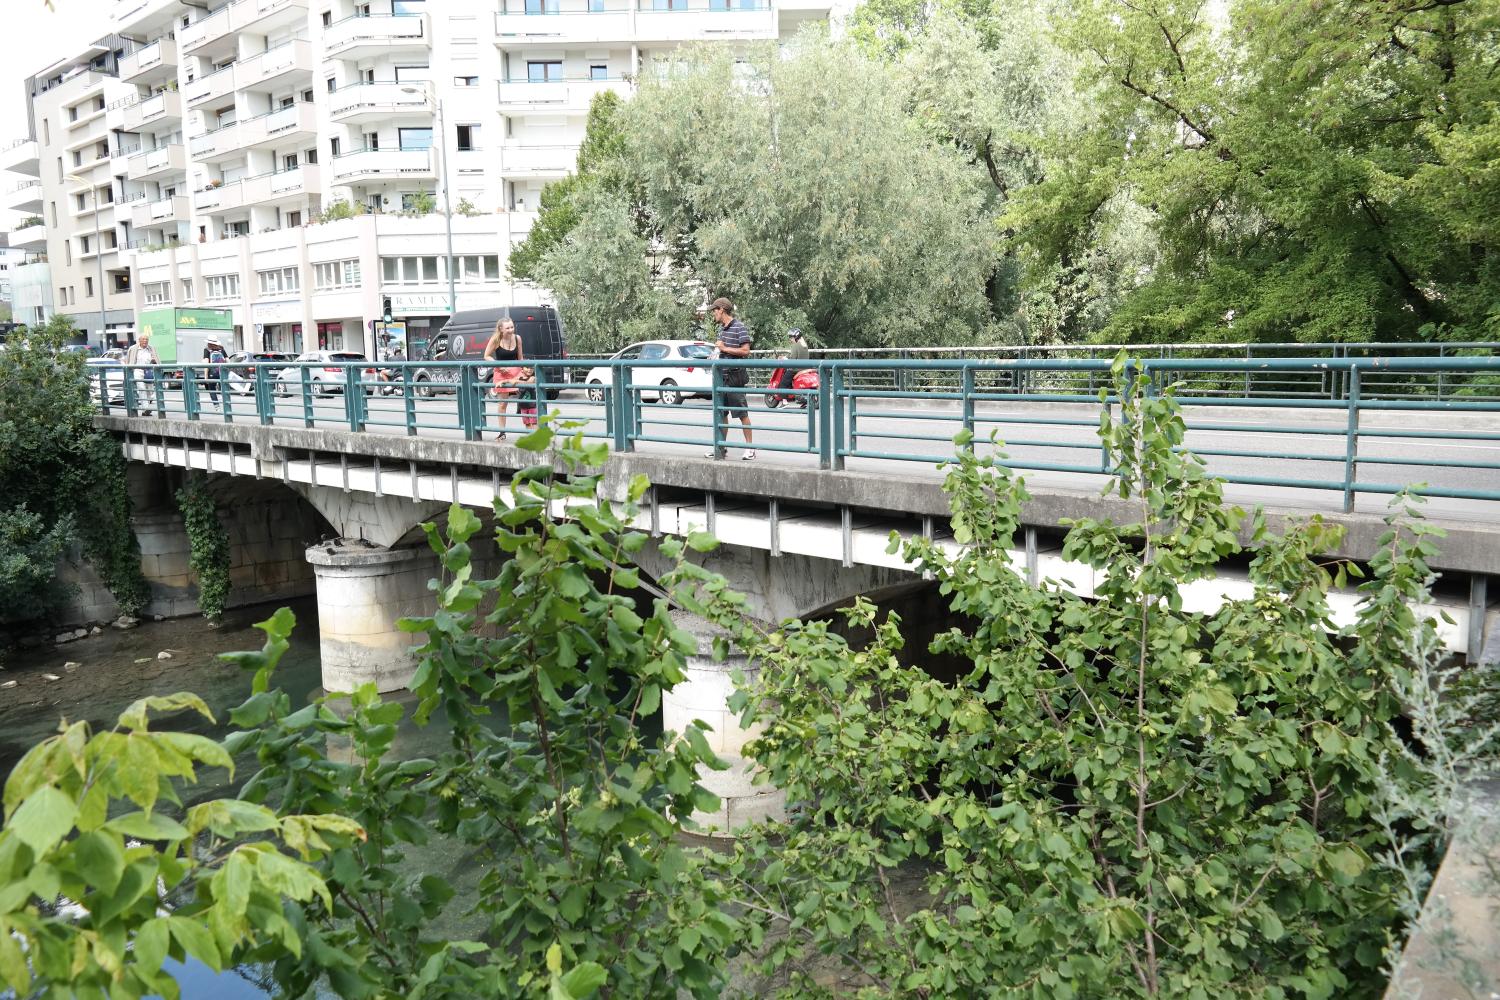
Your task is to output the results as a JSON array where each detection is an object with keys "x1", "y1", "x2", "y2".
[{"x1": 722, "y1": 389, "x2": 748, "y2": 417}]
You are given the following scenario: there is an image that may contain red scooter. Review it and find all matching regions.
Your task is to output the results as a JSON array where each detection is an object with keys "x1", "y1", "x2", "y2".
[{"x1": 766, "y1": 366, "x2": 819, "y2": 408}]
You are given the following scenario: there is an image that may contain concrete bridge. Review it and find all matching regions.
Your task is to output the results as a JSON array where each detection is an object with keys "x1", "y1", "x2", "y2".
[{"x1": 83, "y1": 353, "x2": 1500, "y2": 829}]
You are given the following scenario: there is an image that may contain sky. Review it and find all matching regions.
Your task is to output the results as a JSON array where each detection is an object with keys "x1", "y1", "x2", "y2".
[{"x1": 1, "y1": 0, "x2": 116, "y2": 227}]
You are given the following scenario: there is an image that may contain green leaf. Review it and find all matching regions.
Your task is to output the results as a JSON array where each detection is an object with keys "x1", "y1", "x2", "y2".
[
  {"x1": 118, "y1": 692, "x2": 215, "y2": 731},
  {"x1": 69, "y1": 831, "x2": 125, "y2": 893},
  {"x1": 167, "y1": 915, "x2": 223, "y2": 970},
  {"x1": 558, "y1": 963, "x2": 609, "y2": 997},
  {"x1": 134, "y1": 917, "x2": 171, "y2": 973},
  {"x1": 685, "y1": 531, "x2": 719, "y2": 553},
  {"x1": 516, "y1": 424, "x2": 555, "y2": 452},
  {"x1": 7, "y1": 786, "x2": 77, "y2": 855}
]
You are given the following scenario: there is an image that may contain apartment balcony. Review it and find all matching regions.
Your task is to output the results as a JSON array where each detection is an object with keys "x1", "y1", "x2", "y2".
[
  {"x1": 330, "y1": 147, "x2": 434, "y2": 183},
  {"x1": 184, "y1": 63, "x2": 236, "y2": 108},
  {"x1": 46, "y1": 70, "x2": 110, "y2": 109},
  {"x1": 499, "y1": 144, "x2": 579, "y2": 176},
  {"x1": 236, "y1": 39, "x2": 314, "y2": 92},
  {"x1": 632, "y1": 0, "x2": 775, "y2": 42},
  {"x1": 131, "y1": 194, "x2": 190, "y2": 229},
  {"x1": 120, "y1": 90, "x2": 182, "y2": 132},
  {"x1": 233, "y1": 0, "x2": 308, "y2": 36},
  {"x1": 190, "y1": 101, "x2": 317, "y2": 161},
  {"x1": 497, "y1": 77, "x2": 624, "y2": 115},
  {"x1": 9, "y1": 224, "x2": 48, "y2": 251},
  {"x1": 126, "y1": 143, "x2": 187, "y2": 181},
  {"x1": 493, "y1": 1, "x2": 632, "y2": 46},
  {"x1": 120, "y1": 37, "x2": 178, "y2": 84},
  {"x1": 323, "y1": 12, "x2": 430, "y2": 59},
  {"x1": 114, "y1": 0, "x2": 186, "y2": 33},
  {"x1": 0, "y1": 138, "x2": 40, "y2": 176},
  {"x1": 178, "y1": 4, "x2": 233, "y2": 53},
  {"x1": 64, "y1": 100, "x2": 108, "y2": 134},
  {"x1": 328, "y1": 82, "x2": 433, "y2": 125},
  {"x1": 5, "y1": 179, "x2": 44, "y2": 213},
  {"x1": 195, "y1": 164, "x2": 321, "y2": 213}
]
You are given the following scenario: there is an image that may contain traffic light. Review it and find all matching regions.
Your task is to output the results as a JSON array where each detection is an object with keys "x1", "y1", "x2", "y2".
[{"x1": 382, "y1": 297, "x2": 393, "y2": 323}]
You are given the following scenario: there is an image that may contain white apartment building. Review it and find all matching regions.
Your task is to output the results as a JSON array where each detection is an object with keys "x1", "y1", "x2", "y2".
[
  {"x1": 1, "y1": 44, "x2": 139, "y2": 343},
  {"x1": 1, "y1": 0, "x2": 829, "y2": 356}
]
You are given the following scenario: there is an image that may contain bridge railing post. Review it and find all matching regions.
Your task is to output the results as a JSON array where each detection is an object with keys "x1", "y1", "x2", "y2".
[
  {"x1": 184, "y1": 365, "x2": 200, "y2": 421},
  {"x1": 460, "y1": 365, "x2": 479, "y2": 441},
  {"x1": 827, "y1": 364, "x2": 845, "y2": 471},
  {"x1": 256, "y1": 365, "x2": 272, "y2": 426},
  {"x1": 707, "y1": 363, "x2": 723, "y2": 459},
  {"x1": 123, "y1": 365, "x2": 138, "y2": 416},
  {"x1": 347, "y1": 364, "x2": 366, "y2": 433},
  {"x1": 961, "y1": 365, "x2": 975, "y2": 442},
  {"x1": 403, "y1": 364, "x2": 418, "y2": 437},
  {"x1": 299, "y1": 366, "x2": 314, "y2": 428},
  {"x1": 1342, "y1": 366, "x2": 1362, "y2": 513}
]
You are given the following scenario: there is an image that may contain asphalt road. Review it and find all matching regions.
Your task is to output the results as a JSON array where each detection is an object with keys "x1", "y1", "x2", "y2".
[{"x1": 112, "y1": 384, "x2": 1500, "y2": 525}]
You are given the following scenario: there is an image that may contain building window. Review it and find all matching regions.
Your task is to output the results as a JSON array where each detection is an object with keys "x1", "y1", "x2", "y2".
[
  {"x1": 590, "y1": 64, "x2": 608, "y2": 80},
  {"x1": 321, "y1": 10, "x2": 332, "y2": 25},
  {"x1": 393, "y1": 0, "x2": 426, "y2": 12},
  {"x1": 286, "y1": 210, "x2": 302, "y2": 227},
  {"x1": 257, "y1": 266, "x2": 300, "y2": 296},
  {"x1": 143, "y1": 281, "x2": 171, "y2": 305},
  {"x1": 85, "y1": 276, "x2": 94, "y2": 298},
  {"x1": 380, "y1": 256, "x2": 442, "y2": 285},
  {"x1": 364, "y1": 131, "x2": 379, "y2": 151},
  {"x1": 527, "y1": 61, "x2": 563, "y2": 82},
  {"x1": 454, "y1": 76, "x2": 478, "y2": 87},
  {"x1": 456, "y1": 124, "x2": 479, "y2": 151},
  {"x1": 283, "y1": 153, "x2": 299, "y2": 172},
  {"x1": 326, "y1": 76, "x2": 337, "y2": 92},
  {"x1": 398, "y1": 128, "x2": 433, "y2": 151},
  {"x1": 181, "y1": 278, "x2": 193, "y2": 301},
  {"x1": 314, "y1": 258, "x2": 362, "y2": 289},
  {"x1": 451, "y1": 254, "x2": 501, "y2": 282},
  {"x1": 72, "y1": 150, "x2": 82, "y2": 167},
  {"x1": 305, "y1": 147, "x2": 317, "y2": 164},
  {"x1": 394, "y1": 64, "x2": 430, "y2": 82},
  {"x1": 525, "y1": 0, "x2": 560, "y2": 12},
  {"x1": 205, "y1": 273, "x2": 240, "y2": 300},
  {"x1": 330, "y1": 136, "x2": 341, "y2": 157},
  {"x1": 80, "y1": 235, "x2": 91, "y2": 254}
]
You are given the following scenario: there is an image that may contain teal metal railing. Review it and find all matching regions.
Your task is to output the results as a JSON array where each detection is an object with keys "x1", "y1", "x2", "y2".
[{"x1": 90, "y1": 354, "x2": 1500, "y2": 513}]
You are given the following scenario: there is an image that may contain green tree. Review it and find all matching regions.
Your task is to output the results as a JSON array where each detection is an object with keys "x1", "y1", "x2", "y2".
[
  {"x1": 508, "y1": 90, "x2": 629, "y2": 288},
  {"x1": 0, "y1": 316, "x2": 147, "y2": 627},
  {"x1": 701, "y1": 365, "x2": 1454, "y2": 997},
  {"x1": 1010, "y1": 0, "x2": 1500, "y2": 344},
  {"x1": 529, "y1": 33, "x2": 998, "y2": 350}
]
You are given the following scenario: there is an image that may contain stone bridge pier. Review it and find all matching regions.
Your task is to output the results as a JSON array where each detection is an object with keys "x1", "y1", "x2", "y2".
[
  {"x1": 637, "y1": 544, "x2": 919, "y2": 835},
  {"x1": 292, "y1": 486, "x2": 453, "y2": 694}
]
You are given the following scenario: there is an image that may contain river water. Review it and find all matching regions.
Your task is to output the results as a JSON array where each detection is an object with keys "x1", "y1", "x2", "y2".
[{"x1": 1, "y1": 600, "x2": 347, "y2": 998}]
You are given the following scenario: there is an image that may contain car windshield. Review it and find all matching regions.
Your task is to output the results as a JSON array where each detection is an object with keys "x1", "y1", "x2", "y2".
[
  {"x1": 330, "y1": 353, "x2": 367, "y2": 362},
  {"x1": 678, "y1": 343, "x2": 714, "y2": 360}
]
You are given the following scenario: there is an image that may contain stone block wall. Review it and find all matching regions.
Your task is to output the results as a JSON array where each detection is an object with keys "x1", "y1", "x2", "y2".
[{"x1": 52, "y1": 487, "x2": 323, "y2": 626}]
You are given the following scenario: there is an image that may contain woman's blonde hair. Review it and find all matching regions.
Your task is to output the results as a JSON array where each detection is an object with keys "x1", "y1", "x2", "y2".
[{"x1": 493, "y1": 317, "x2": 516, "y2": 338}]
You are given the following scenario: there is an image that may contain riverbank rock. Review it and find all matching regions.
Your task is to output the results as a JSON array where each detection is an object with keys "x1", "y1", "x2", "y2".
[
  {"x1": 111, "y1": 615, "x2": 139, "y2": 630},
  {"x1": 53, "y1": 628, "x2": 89, "y2": 645},
  {"x1": 90, "y1": 626, "x2": 102, "y2": 636},
  {"x1": 0, "y1": 679, "x2": 16, "y2": 690},
  {"x1": 157, "y1": 651, "x2": 173, "y2": 661},
  {"x1": 63, "y1": 662, "x2": 80, "y2": 673},
  {"x1": 42, "y1": 673, "x2": 60, "y2": 682}
]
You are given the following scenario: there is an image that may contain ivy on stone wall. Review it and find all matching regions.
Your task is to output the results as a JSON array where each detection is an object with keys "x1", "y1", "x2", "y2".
[
  {"x1": 81, "y1": 436, "x2": 150, "y2": 619},
  {"x1": 174, "y1": 474, "x2": 231, "y2": 622}
]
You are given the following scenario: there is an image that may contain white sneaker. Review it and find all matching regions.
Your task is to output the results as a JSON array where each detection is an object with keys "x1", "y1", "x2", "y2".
[
  {"x1": 704, "y1": 448, "x2": 718, "y2": 458},
  {"x1": 741, "y1": 450, "x2": 756, "y2": 461}
]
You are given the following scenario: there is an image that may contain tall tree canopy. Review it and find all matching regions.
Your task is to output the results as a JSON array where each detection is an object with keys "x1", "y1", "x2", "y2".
[
  {"x1": 1009, "y1": 0, "x2": 1500, "y2": 344},
  {"x1": 521, "y1": 32, "x2": 999, "y2": 352}
]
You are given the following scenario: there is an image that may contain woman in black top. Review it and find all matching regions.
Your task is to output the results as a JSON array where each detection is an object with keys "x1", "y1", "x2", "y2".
[{"x1": 483, "y1": 318, "x2": 530, "y2": 441}]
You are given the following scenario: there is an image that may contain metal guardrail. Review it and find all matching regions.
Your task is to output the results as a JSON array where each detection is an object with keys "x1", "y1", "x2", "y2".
[{"x1": 89, "y1": 356, "x2": 1500, "y2": 513}]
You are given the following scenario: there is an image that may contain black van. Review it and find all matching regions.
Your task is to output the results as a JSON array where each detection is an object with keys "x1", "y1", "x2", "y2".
[{"x1": 413, "y1": 305, "x2": 568, "y2": 398}]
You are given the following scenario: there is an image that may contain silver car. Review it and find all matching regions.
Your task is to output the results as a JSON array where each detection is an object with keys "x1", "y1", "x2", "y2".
[{"x1": 273, "y1": 351, "x2": 378, "y2": 397}]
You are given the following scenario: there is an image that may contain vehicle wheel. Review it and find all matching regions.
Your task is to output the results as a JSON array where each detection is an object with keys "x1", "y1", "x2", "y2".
[
  {"x1": 765, "y1": 394, "x2": 782, "y2": 409},
  {"x1": 798, "y1": 397, "x2": 810, "y2": 409},
  {"x1": 587, "y1": 381, "x2": 605, "y2": 403},
  {"x1": 275, "y1": 382, "x2": 289, "y2": 398},
  {"x1": 658, "y1": 379, "x2": 681, "y2": 406},
  {"x1": 415, "y1": 375, "x2": 434, "y2": 399}
]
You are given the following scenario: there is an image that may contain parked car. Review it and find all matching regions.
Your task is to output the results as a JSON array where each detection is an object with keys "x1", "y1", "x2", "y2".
[
  {"x1": 412, "y1": 305, "x2": 569, "y2": 399},
  {"x1": 273, "y1": 351, "x2": 379, "y2": 397},
  {"x1": 102, "y1": 348, "x2": 127, "y2": 362},
  {"x1": 585, "y1": 340, "x2": 716, "y2": 405},
  {"x1": 226, "y1": 351, "x2": 297, "y2": 395},
  {"x1": 86, "y1": 357, "x2": 126, "y2": 405}
]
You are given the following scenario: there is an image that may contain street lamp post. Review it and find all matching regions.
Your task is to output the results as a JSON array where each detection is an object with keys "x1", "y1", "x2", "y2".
[
  {"x1": 400, "y1": 85, "x2": 456, "y2": 316},
  {"x1": 67, "y1": 173, "x2": 108, "y2": 349}
]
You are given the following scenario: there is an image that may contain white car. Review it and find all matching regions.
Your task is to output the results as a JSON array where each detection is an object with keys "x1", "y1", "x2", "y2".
[
  {"x1": 584, "y1": 340, "x2": 716, "y2": 406},
  {"x1": 86, "y1": 357, "x2": 126, "y2": 405},
  {"x1": 273, "y1": 351, "x2": 378, "y2": 397}
]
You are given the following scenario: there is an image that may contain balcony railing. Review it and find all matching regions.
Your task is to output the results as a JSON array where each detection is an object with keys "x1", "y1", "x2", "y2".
[
  {"x1": 190, "y1": 100, "x2": 318, "y2": 159},
  {"x1": 494, "y1": 4, "x2": 631, "y2": 42},
  {"x1": 328, "y1": 81, "x2": 433, "y2": 122},
  {"x1": 497, "y1": 77, "x2": 623, "y2": 112},
  {"x1": 132, "y1": 194, "x2": 190, "y2": 228},
  {"x1": 235, "y1": 38, "x2": 312, "y2": 89},
  {"x1": 120, "y1": 37, "x2": 178, "y2": 82},
  {"x1": 121, "y1": 90, "x2": 182, "y2": 131},
  {"x1": 194, "y1": 164, "x2": 320, "y2": 212},
  {"x1": 126, "y1": 143, "x2": 186, "y2": 180},
  {"x1": 184, "y1": 63, "x2": 236, "y2": 107},
  {"x1": 323, "y1": 11, "x2": 429, "y2": 56},
  {"x1": 499, "y1": 144, "x2": 580, "y2": 173},
  {"x1": 329, "y1": 146, "x2": 434, "y2": 182},
  {"x1": 178, "y1": 4, "x2": 233, "y2": 52}
]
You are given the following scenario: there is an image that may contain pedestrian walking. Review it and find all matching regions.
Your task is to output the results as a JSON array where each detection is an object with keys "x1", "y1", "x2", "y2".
[
  {"x1": 483, "y1": 317, "x2": 531, "y2": 441},
  {"x1": 202, "y1": 337, "x2": 227, "y2": 406},
  {"x1": 125, "y1": 331, "x2": 160, "y2": 416},
  {"x1": 705, "y1": 297, "x2": 755, "y2": 460}
]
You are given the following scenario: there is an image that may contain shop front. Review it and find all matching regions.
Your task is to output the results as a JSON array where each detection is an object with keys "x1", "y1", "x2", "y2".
[
  {"x1": 136, "y1": 307, "x2": 235, "y2": 365},
  {"x1": 388, "y1": 292, "x2": 451, "y2": 361},
  {"x1": 252, "y1": 300, "x2": 304, "y2": 354}
]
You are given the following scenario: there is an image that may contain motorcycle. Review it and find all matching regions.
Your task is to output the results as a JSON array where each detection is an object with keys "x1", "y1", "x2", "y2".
[{"x1": 766, "y1": 365, "x2": 819, "y2": 409}]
